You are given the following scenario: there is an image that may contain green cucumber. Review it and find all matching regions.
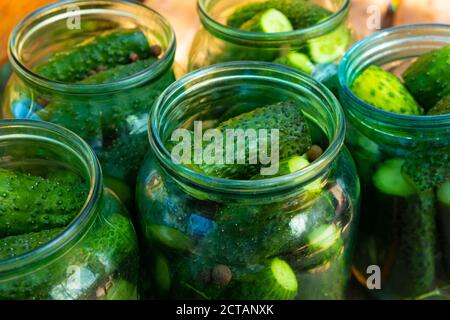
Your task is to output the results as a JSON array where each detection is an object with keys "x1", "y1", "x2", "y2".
[
  {"x1": 250, "y1": 154, "x2": 310, "y2": 179},
  {"x1": 427, "y1": 94, "x2": 450, "y2": 115},
  {"x1": 34, "y1": 29, "x2": 151, "y2": 82},
  {"x1": 195, "y1": 100, "x2": 312, "y2": 179},
  {"x1": 438, "y1": 181, "x2": 450, "y2": 207},
  {"x1": 36, "y1": 64, "x2": 175, "y2": 182},
  {"x1": 351, "y1": 65, "x2": 423, "y2": 115},
  {"x1": 146, "y1": 224, "x2": 194, "y2": 252},
  {"x1": 390, "y1": 191, "x2": 437, "y2": 297},
  {"x1": 274, "y1": 52, "x2": 315, "y2": 74},
  {"x1": 240, "y1": 8, "x2": 293, "y2": 33},
  {"x1": 229, "y1": 257, "x2": 298, "y2": 300},
  {"x1": 372, "y1": 159, "x2": 417, "y2": 197},
  {"x1": 307, "y1": 22, "x2": 350, "y2": 64},
  {"x1": 0, "y1": 228, "x2": 63, "y2": 261},
  {"x1": 228, "y1": 0, "x2": 331, "y2": 30},
  {"x1": 307, "y1": 224, "x2": 341, "y2": 252},
  {"x1": 403, "y1": 45, "x2": 450, "y2": 111},
  {"x1": 401, "y1": 145, "x2": 450, "y2": 191},
  {"x1": 0, "y1": 168, "x2": 88, "y2": 238},
  {"x1": 79, "y1": 58, "x2": 157, "y2": 84}
]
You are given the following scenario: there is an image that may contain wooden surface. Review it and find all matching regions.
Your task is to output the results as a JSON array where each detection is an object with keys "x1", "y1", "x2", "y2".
[{"x1": 1, "y1": 0, "x2": 449, "y2": 68}]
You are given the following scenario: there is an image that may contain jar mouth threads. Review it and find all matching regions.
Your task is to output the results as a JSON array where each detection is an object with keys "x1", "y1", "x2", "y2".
[
  {"x1": 0, "y1": 120, "x2": 101, "y2": 274},
  {"x1": 149, "y1": 61, "x2": 346, "y2": 194},
  {"x1": 197, "y1": 0, "x2": 350, "y2": 45},
  {"x1": 8, "y1": 0, "x2": 176, "y2": 94},
  {"x1": 338, "y1": 24, "x2": 450, "y2": 131}
]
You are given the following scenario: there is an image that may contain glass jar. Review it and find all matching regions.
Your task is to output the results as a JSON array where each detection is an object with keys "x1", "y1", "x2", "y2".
[
  {"x1": 0, "y1": 120, "x2": 139, "y2": 300},
  {"x1": 1, "y1": 0, "x2": 177, "y2": 205},
  {"x1": 188, "y1": 0, "x2": 352, "y2": 90},
  {"x1": 136, "y1": 62, "x2": 360, "y2": 299},
  {"x1": 338, "y1": 24, "x2": 450, "y2": 299}
]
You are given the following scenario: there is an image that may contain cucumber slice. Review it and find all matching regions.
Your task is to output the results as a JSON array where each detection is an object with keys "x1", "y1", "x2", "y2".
[
  {"x1": 307, "y1": 224, "x2": 340, "y2": 251},
  {"x1": 308, "y1": 23, "x2": 350, "y2": 64},
  {"x1": 274, "y1": 52, "x2": 315, "y2": 74},
  {"x1": 250, "y1": 155, "x2": 309, "y2": 179},
  {"x1": 372, "y1": 159, "x2": 416, "y2": 197},
  {"x1": 230, "y1": 257, "x2": 298, "y2": 300},
  {"x1": 146, "y1": 224, "x2": 193, "y2": 251},
  {"x1": 438, "y1": 181, "x2": 450, "y2": 207},
  {"x1": 351, "y1": 65, "x2": 423, "y2": 115},
  {"x1": 240, "y1": 8, "x2": 293, "y2": 33}
]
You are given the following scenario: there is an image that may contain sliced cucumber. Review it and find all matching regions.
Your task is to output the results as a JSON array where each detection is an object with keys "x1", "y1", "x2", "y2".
[
  {"x1": 372, "y1": 159, "x2": 417, "y2": 197},
  {"x1": 307, "y1": 224, "x2": 341, "y2": 251},
  {"x1": 146, "y1": 224, "x2": 193, "y2": 251},
  {"x1": 274, "y1": 52, "x2": 315, "y2": 74},
  {"x1": 438, "y1": 181, "x2": 450, "y2": 207},
  {"x1": 250, "y1": 155, "x2": 309, "y2": 179},
  {"x1": 351, "y1": 65, "x2": 423, "y2": 115},
  {"x1": 230, "y1": 257, "x2": 298, "y2": 300},
  {"x1": 240, "y1": 8, "x2": 293, "y2": 33},
  {"x1": 308, "y1": 23, "x2": 350, "y2": 64}
]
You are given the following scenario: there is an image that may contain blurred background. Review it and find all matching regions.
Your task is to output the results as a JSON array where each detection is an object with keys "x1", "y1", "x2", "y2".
[{"x1": 1, "y1": 0, "x2": 449, "y2": 68}]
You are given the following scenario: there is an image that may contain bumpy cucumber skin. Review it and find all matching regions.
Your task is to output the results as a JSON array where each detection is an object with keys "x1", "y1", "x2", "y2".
[
  {"x1": 0, "y1": 228, "x2": 63, "y2": 261},
  {"x1": 427, "y1": 94, "x2": 450, "y2": 115},
  {"x1": 227, "y1": 0, "x2": 331, "y2": 30},
  {"x1": 403, "y1": 45, "x2": 450, "y2": 111},
  {"x1": 351, "y1": 65, "x2": 423, "y2": 115},
  {"x1": 0, "y1": 191, "x2": 138, "y2": 300},
  {"x1": 0, "y1": 168, "x2": 88, "y2": 238},
  {"x1": 402, "y1": 145, "x2": 450, "y2": 191},
  {"x1": 34, "y1": 29, "x2": 151, "y2": 82},
  {"x1": 79, "y1": 58, "x2": 157, "y2": 84},
  {"x1": 391, "y1": 192, "x2": 437, "y2": 297},
  {"x1": 197, "y1": 100, "x2": 312, "y2": 179}
]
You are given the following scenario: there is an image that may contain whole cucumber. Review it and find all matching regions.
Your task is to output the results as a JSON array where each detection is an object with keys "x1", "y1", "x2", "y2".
[
  {"x1": 34, "y1": 29, "x2": 151, "y2": 82},
  {"x1": 0, "y1": 168, "x2": 88, "y2": 238}
]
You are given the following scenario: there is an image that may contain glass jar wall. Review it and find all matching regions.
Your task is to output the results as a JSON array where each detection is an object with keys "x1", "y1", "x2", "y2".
[
  {"x1": 136, "y1": 62, "x2": 360, "y2": 299},
  {"x1": 338, "y1": 24, "x2": 450, "y2": 299},
  {"x1": 0, "y1": 120, "x2": 139, "y2": 299},
  {"x1": 1, "y1": 0, "x2": 177, "y2": 205},
  {"x1": 188, "y1": 0, "x2": 352, "y2": 90}
]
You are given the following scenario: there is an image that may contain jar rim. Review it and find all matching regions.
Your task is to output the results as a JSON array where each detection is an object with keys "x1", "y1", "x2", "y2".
[
  {"x1": 197, "y1": 0, "x2": 350, "y2": 45},
  {"x1": 149, "y1": 61, "x2": 346, "y2": 194},
  {"x1": 0, "y1": 120, "x2": 102, "y2": 274},
  {"x1": 338, "y1": 23, "x2": 450, "y2": 130},
  {"x1": 8, "y1": 0, "x2": 176, "y2": 94}
]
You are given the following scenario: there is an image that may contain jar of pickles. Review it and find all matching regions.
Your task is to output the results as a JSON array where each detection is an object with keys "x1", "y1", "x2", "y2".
[
  {"x1": 136, "y1": 62, "x2": 360, "y2": 299},
  {"x1": 1, "y1": 0, "x2": 177, "y2": 204},
  {"x1": 0, "y1": 120, "x2": 139, "y2": 300},
  {"x1": 188, "y1": 0, "x2": 352, "y2": 92},
  {"x1": 338, "y1": 24, "x2": 450, "y2": 299}
]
